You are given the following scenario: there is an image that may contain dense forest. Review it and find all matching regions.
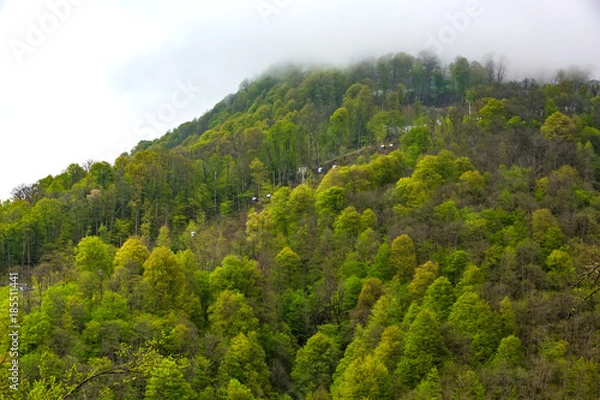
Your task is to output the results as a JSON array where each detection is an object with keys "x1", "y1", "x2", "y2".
[{"x1": 1, "y1": 50, "x2": 600, "y2": 399}]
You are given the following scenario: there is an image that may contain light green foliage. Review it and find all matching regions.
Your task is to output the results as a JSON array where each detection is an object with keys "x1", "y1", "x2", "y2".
[
  {"x1": 442, "y1": 250, "x2": 470, "y2": 284},
  {"x1": 499, "y1": 297, "x2": 518, "y2": 337},
  {"x1": 532, "y1": 208, "x2": 560, "y2": 242},
  {"x1": 369, "y1": 242, "x2": 393, "y2": 281},
  {"x1": 270, "y1": 186, "x2": 292, "y2": 235},
  {"x1": 390, "y1": 234, "x2": 418, "y2": 283},
  {"x1": 331, "y1": 355, "x2": 392, "y2": 400},
  {"x1": 360, "y1": 208, "x2": 377, "y2": 231},
  {"x1": 249, "y1": 157, "x2": 269, "y2": 193},
  {"x1": 448, "y1": 292, "x2": 500, "y2": 363},
  {"x1": 357, "y1": 228, "x2": 380, "y2": 263},
  {"x1": 316, "y1": 186, "x2": 346, "y2": 218},
  {"x1": 333, "y1": 206, "x2": 362, "y2": 243},
  {"x1": 210, "y1": 255, "x2": 263, "y2": 299},
  {"x1": 397, "y1": 309, "x2": 448, "y2": 387},
  {"x1": 566, "y1": 357, "x2": 599, "y2": 398},
  {"x1": 208, "y1": 290, "x2": 258, "y2": 339},
  {"x1": 272, "y1": 247, "x2": 303, "y2": 292},
  {"x1": 219, "y1": 332, "x2": 271, "y2": 398},
  {"x1": 412, "y1": 150, "x2": 457, "y2": 188},
  {"x1": 532, "y1": 208, "x2": 565, "y2": 257},
  {"x1": 401, "y1": 127, "x2": 431, "y2": 165},
  {"x1": 545, "y1": 248, "x2": 576, "y2": 287},
  {"x1": 492, "y1": 335, "x2": 525, "y2": 367},
  {"x1": 156, "y1": 225, "x2": 172, "y2": 248},
  {"x1": 412, "y1": 367, "x2": 442, "y2": 400},
  {"x1": 75, "y1": 236, "x2": 115, "y2": 276},
  {"x1": 541, "y1": 111, "x2": 578, "y2": 141},
  {"x1": 113, "y1": 238, "x2": 150, "y2": 275},
  {"x1": 142, "y1": 246, "x2": 187, "y2": 313},
  {"x1": 144, "y1": 357, "x2": 195, "y2": 400},
  {"x1": 292, "y1": 332, "x2": 341, "y2": 395},
  {"x1": 89, "y1": 161, "x2": 115, "y2": 189},
  {"x1": 459, "y1": 170, "x2": 486, "y2": 198},
  {"x1": 540, "y1": 339, "x2": 568, "y2": 362},
  {"x1": 433, "y1": 200, "x2": 459, "y2": 224},
  {"x1": 456, "y1": 264, "x2": 485, "y2": 294},
  {"x1": 21, "y1": 282, "x2": 85, "y2": 354},
  {"x1": 288, "y1": 184, "x2": 315, "y2": 223},
  {"x1": 373, "y1": 325, "x2": 404, "y2": 372},
  {"x1": 351, "y1": 278, "x2": 385, "y2": 325},
  {"x1": 452, "y1": 370, "x2": 486, "y2": 400},
  {"x1": 412, "y1": 156, "x2": 445, "y2": 188},
  {"x1": 422, "y1": 276, "x2": 455, "y2": 321},
  {"x1": 478, "y1": 98, "x2": 507, "y2": 130},
  {"x1": 395, "y1": 177, "x2": 429, "y2": 210},
  {"x1": 341, "y1": 276, "x2": 364, "y2": 312},
  {"x1": 91, "y1": 291, "x2": 130, "y2": 322},
  {"x1": 409, "y1": 261, "x2": 439, "y2": 300},
  {"x1": 365, "y1": 151, "x2": 404, "y2": 187},
  {"x1": 226, "y1": 379, "x2": 256, "y2": 400},
  {"x1": 328, "y1": 107, "x2": 351, "y2": 147}
]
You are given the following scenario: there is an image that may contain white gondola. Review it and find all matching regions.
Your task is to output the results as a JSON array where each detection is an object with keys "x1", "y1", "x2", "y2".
[
  {"x1": 317, "y1": 167, "x2": 323, "y2": 173},
  {"x1": 266, "y1": 194, "x2": 272, "y2": 199},
  {"x1": 252, "y1": 196, "x2": 258, "y2": 202}
]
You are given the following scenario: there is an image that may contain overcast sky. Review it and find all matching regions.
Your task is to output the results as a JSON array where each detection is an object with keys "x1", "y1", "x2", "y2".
[{"x1": 1, "y1": 0, "x2": 599, "y2": 201}]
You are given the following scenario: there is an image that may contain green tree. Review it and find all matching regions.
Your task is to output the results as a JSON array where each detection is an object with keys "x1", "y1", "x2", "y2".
[
  {"x1": 142, "y1": 246, "x2": 187, "y2": 313},
  {"x1": 408, "y1": 261, "x2": 439, "y2": 300},
  {"x1": 156, "y1": 225, "x2": 172, "y2": 248},
  {"x1": 292, "y1": 332, "x2": 341, "y2": 396},
  {"x1": 219, "y1": 332, "x2": 271, "y2": 398},
  {"x1": 492, "y1": 335, "x2": 525, "y2": 368},
  {"x1": 373, "y1": 325, "x2": 404, "y2": 372},
  {"x1": 333, "y1": 206, "x2": 362, "y2": 245},
  {"x1": 351, "y1": 278, "x2": 386, "y2": 325},
  {"x1": 451, "y1": 56, "x2": 472, "y2": 100},
  {"x1": 75, "y1": 236, "x2": 115, "y2": 276},
  {"x1": 442, "y1": 250, "x2": 470, "y2": 285},
  {"x1": 208, "y1": 290, "x2": 259, "y2": 339},
  {"x1": 452, "y1": 370, "x2": 486, "y2": 400},
  {"x1": 390, "y1": 234, "x2": 418, "y2": 283},
  {"x1": 541, "y1": 111, "x2": 577, "y2": 141},
  {"x1": 75, "y1": 236, "x2": 115, "y2": 301},
  {"x1": 272, "y1": 247, "x2": 303, "y2": 292},
  {"x1": 210, "y1": 255, "x2": 263, "y2": 299},
  {"x1": 226, "y1": 379, "x2": 256, "y2": 400},
  {"x1": 144, "y1": 357, "x2": 195, "y2": 400},
  {"x1": 412, "y1": 367, "x2": 442, "y2": 400},
  {"x1": 448, "y1": 292, "x2": 499, "y2": 363},
  {"x1": 397, "y1": 309, "x2": 448, "y2": 387},
  {"x1": 422, "y1": 276, "x2": 455, "y2": 321},
  {"x1": 332, "y1": 355, "x2": 392, "y2": 400}
]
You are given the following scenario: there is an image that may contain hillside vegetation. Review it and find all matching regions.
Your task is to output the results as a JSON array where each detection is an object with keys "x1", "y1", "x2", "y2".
[{"x1": 1, "y1": 52, "x2": 600, "y2": 399}]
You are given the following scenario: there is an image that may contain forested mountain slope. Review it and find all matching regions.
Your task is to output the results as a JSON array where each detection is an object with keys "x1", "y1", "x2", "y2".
[{"x1": 1, "y1": 52, "x2": 600, "y2": 399}]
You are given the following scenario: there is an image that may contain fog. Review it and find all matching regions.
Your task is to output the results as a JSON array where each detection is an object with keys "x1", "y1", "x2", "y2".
[{"x1": 1, "y1": 0, "x2": 599, "y2": 200}]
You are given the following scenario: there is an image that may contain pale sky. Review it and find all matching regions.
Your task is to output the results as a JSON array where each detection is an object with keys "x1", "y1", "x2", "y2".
[{"x1": 1, "y1": 0, "x2": 599, "y2": 201}]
